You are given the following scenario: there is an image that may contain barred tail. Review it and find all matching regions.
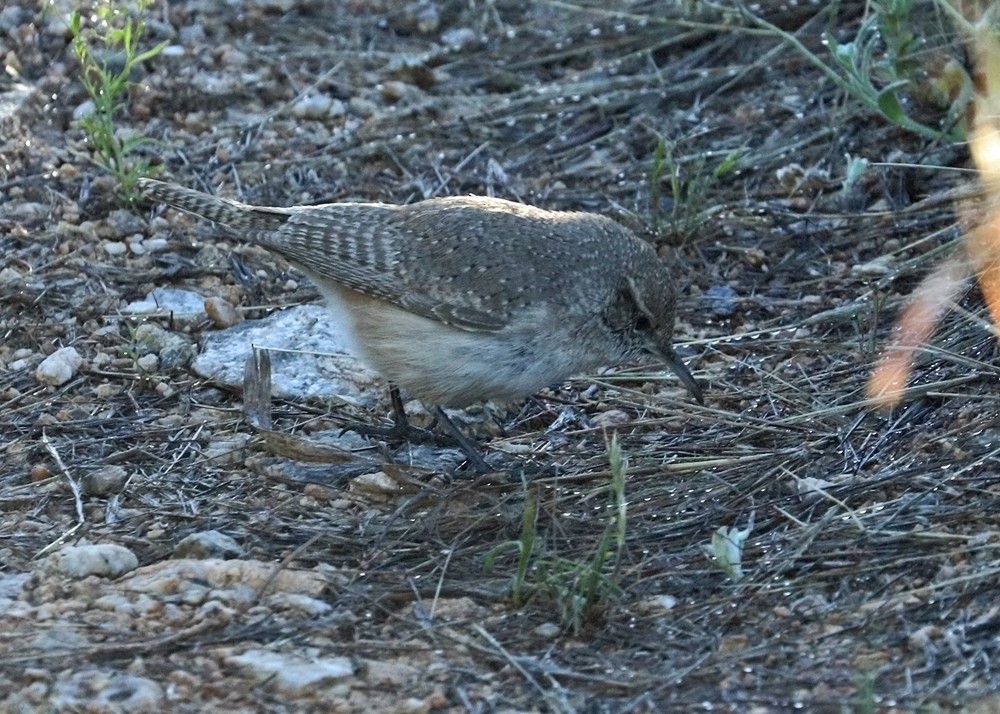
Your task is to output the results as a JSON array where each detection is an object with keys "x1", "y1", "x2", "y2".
[{"x1": 137, "y1": 178, "x2": 290, "y2": 231}]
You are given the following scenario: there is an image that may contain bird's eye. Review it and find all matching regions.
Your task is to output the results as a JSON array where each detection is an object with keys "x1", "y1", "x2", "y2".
[{"x1": 634, "y1": 315, "x2": 652, "y2": 331}]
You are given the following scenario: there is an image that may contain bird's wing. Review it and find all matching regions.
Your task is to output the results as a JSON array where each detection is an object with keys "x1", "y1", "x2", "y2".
[{"x1": 251, "y1": 208, "x2": 509, "y2": 332}]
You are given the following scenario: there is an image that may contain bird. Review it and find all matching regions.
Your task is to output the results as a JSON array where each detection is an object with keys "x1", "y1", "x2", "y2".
[{"x1": 138, "y1": 178, "x2": 702, "y2": 465}]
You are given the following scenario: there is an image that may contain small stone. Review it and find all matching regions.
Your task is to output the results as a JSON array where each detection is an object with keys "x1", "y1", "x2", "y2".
[
  {"x1": 50, "y1": 672, "x2": 164, "y2": 710},
  {"x1": 105, "y1": 209, "x2": 147, "y2": 238},
  {"x1": 43, "y1": 544, "x2": 139, "y2": 579},
  {"x1": 363, "y1": 659, "x2": 419, "y2": 686},
  {"x1": 591, "y1": 409, "x2": 630, "y2": 429},
  {"x1": 380, "y1": 80, "x2": 410, "y2": 102},
  {"x1": 348, "y1": 97, "x2": 377, "y2": 117},
  {"x1": 225, "y1": 650, "x2": 354, "y2": 695},
  {"x1": 204, "y1": 296, "x2": 243, "y2": 328},
  {"x1": 201, "y1": 435, "x2": 251, "y2": 465},
  {"x1": 265, "y1": 592, "x2": 333, "y2": 617},
  {"x1": 35, "y1": 347, "x2": 83, "y2": 386},
  {"x1": 72, "y1": 99, "x2": 95, "y2": 121},
  {"x1": 292, "y1": 93, "x2": 333, "y2": 119},
  {"x1": 174, "y1": 530, "x2": 244, "y2": 560},
  {"x1": 635, "y1": 594, "x2": 678, "y2": 614},
  {"x1": 81, "y1": 465, "x2": 129, "y2": 496},
  {"x1": 302, "y1": 483, "x2": 330, "y2": 502},
  {"x1": 533, "y1": 622, "x2": 561, "y2": 638},
  {"x1": 136, "y1": 353, "x2": 159, "y2": 372},
  {"x1": 93, "y1": 383, "x2": 120, "y2": 399},
  {"x1": 441, "y1": 27, "x2": 479, "y2": 51},
  {"x1": 0, "y1": 267, "x2": 25, "y2": 284},
  {"x1": 349, "y1": 472, "x2": 402, "y2": 500},
  {"x1": 0, "y1": 6, "x2": 31, "y2": 33},
  {"x1": 124, "y1": 287, "x2": 208, "y2": 322},
  {"x1": 389, "y1": 1, "x2": 440, "y2": 35},
  {"x1": 705, "y1": 284, "x2": 738, "y2": 317}
]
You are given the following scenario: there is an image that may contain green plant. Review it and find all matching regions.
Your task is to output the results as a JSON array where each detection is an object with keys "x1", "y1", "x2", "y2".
[
  {"x1": 822, "y1": 1, "x2": 970, "y2": 142},
  {"x1": 843, "y1": 672, "x2": 877, "y2": 714},
  {"x1": 649, "y1": 136, "x2": 744, "y2": 245},
  {"x1": 485, "y1": 434, "x2": 630, "y2": 633},
  {"x1": 691, "y1": 0, "x2": 973, "y2": 142},
  {"x1": 69, "y1": 0, "x2": 167, "y2": 202}
]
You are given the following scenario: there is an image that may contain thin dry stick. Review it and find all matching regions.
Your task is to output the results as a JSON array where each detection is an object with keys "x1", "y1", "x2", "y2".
[
  {"x1": 253, "y1": 532, "x2": 324, "y2": 605},
  {"x1": 36, "y1": 430, "x2": 85, "y2": 559}
]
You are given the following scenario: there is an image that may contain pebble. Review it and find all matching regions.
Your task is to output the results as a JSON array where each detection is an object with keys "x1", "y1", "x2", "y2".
[
  {"x1": 174, "y1": 530, "x2": 245, "y2": 560},
  {"x1": 124, "y1": 287, "x2": 207, "y2": 322},
  {"x1": 533, "y1": 622, "x2": 562, "y2": 638},
  {"x1": 135, "y1": 323, "x2": 197, "y2": 369},
  {"x1": 72, "y1": 99, "x2": 94, "y2": 121},
  {"x1": 204, "y1": 295, "x2": 243, "y2": 328},
  {"x1": 0, "y1": 267, "x2": 25, "y2": 284},
  {"x1": 706, "y1": 284, "x2": 738, "y2": 317},
  {"x1": 105, "y1": 209, "x2": 147, "y2": 238},
  {"x1": 80, "y1": 465, "x2": 129, "y2": 496},
  {"x1": 265, "y1": 592, "x2": 333, "y2": 617},
  {"x1": 42, "y1": 544, "x2": 139, "y2": 579},
  {"x1": 201, "y1": 434, "x2": 251, "y2": 465},
  {"x1": 363, "y1": 659, "x2": 420, "y2": 686},
  {"x1": 50, "y1": 672, "x2": 164, "y2": 710},
  {"x1": 35, "y1": 347, "x2": 82, "y2": 386},
  {"x1": 349, "y1": 472, "x2": 402, "y2": 500},
  {"x1": 591, "y1": 409, "x2": 630, "y2": 429},
  {"x1": 136, "y1": 353, "x2": 159, "y2": 372},
  {"x1": 225, "y1": 650, "x2": 354, "y2": 694},
  {"x1": 0, "y1": 5, "x2": 31, "y2": 33},
  {"x1": 291, "y1": 93, "x2": 333, "y2": 119},
  {"x1": 441, "y1": 27, "x2": 479, "y2": 51}
]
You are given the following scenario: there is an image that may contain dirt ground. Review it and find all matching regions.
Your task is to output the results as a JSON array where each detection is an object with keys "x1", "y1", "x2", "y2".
[{"x1": 4, "y1": 0, "x2": 1000, "y2": 712}]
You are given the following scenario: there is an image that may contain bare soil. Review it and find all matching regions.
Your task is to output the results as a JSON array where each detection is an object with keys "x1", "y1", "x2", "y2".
[{"x1": 3, "y1": 1, "x2": 1000, "y2": 712}]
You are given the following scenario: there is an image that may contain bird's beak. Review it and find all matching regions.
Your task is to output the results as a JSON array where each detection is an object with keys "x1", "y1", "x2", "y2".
[{"x1": 647, "y1": 343, "x2": 703, "y2": 405}]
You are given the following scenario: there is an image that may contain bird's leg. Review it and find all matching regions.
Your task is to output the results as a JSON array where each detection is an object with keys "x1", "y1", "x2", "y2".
[
  {"x1": 431, "y1": 405, "x2": 492, "y2": 474},
  {"x1": 391, "y1": 385, "x2": 493, "y2": 473},
  {"x1": 391, "y1": 388, "x2": 493, "y2": 473},
  {"x1": 344, "y1": 387, "x2": 492, "y2": 473},
  {"x1": 388, "y1": 384, "x2": 411, "y2": 438}
]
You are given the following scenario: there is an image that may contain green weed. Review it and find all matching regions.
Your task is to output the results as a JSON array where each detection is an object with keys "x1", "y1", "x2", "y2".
[
  {"x1": 485, "y1": 433, "x2": 631, "y2": 633},
  {"x1": 649, "y1": 136, "x2": 745, "y2": 245},
  {"x1": 69, "y1": 0, "x2": 167, "y2": 202}
]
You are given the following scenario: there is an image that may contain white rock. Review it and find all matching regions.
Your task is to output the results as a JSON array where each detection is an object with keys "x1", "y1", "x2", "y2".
[
  {"x1": 72, "y1": 99, "x2": 95, "y2": 121},
  {"x1": 292, "y1": 93, "x2": 333, "y2": 119},
  {"x1": 265, "y1": 592, "x2": 333, "y2": 617},
  {"x1": 226, "y1": 650, "x2": 354, "y2": 694},
  {"x1": 124, "y1": 287, "x2": 207, "y2": 322},
  {"x1": 192, "y1": 304, "x2": 378, "y2": 402},
  {"x1": 43, "y1": 544, "x2": 139, "y2": 578},
  {"x1": 35, "y1": 347, "x2": 82, "y2": 386},
  {"x1": 0, "y1": 266, "x2": 25, "y2": 284},
  {"x1": 51, "y1": 671, "x2": 164, "y2": 710},
  {"x1": 533, "y1": 622, "x2": 561, "y2": 638},
  {"x1": 174, "y1": 530, "x2": 244, "y2": 560},
  {"x1": 441, "y1": 27, "x2": 479, "y2": 51}
]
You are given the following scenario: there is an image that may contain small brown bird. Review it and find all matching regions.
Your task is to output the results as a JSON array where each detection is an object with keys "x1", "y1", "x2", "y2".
[{"x1": 139, "y1": 178, "x2": 701, "y2": 423}]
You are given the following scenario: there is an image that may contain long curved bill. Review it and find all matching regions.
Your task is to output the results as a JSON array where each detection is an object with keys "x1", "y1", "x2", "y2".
[{"x1": 647, "y1": 345, "x2": 703, "y2": 405}]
